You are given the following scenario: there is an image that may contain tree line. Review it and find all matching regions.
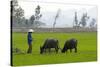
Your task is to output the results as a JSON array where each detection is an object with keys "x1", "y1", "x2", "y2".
[
  {"x1": 73, "y1": 12, "x2": 97, "y2": 28},
  {"x1": 11, "y1": 0, "x2": 97, "y2": 29},
  {"x1": 11, "y1": 0, "x2": 45, "y2": 28}
]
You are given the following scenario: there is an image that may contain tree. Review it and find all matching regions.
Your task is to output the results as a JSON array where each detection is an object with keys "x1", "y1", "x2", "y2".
[
  {"x1": 12, "y1": 0, "x2": 18, "y2": 16},
  {"x1": 74, "y1": 12, "x2": 78, "y2": 27},
  {"x1": 11, "y1": 0, "x2": 18, "y2": 27},
  {"x1": 34, "y1": 21, "x2": 45, "y2": 28},
  {"x1": 53, "y1": 9, "x2": 61, "y2": 31},
  {"x1": 25, "y1": 19, "x2": 29, "y2": 28},
  {"x1": 15, "y1": 7, "x2": 24, "y2": 24},
  {"x1": 79, "y1": 13, "x2": 89, "y2": 27},
  {"x1": 35, "y1": 5, "x2": 42, "y2": 20},
  {"x1": 12, "y1": 0, "x2": 24, "y2": 27},
  {"x1": 29, "y1": 15, "x2": 35, "y2": 27},
  {"x1": 73, "y1": 12, "x2": 79, "y2": 28},
  {"x1": 29, "y1": 15, "x2": 45, "y2": 28},
  {"x1": 29, "y1": 5, "x2": 44, "y2": 28},
  {"x1": 89, "y1": 18, "x2": 96, "y2": 28}
]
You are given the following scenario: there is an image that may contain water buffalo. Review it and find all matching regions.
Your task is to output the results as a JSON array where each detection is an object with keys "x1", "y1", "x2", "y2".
[
  {"x1": 62, "y1": 38, "x2": 77, "y2": 53},
  {"x1": 40, "y1": 38, "x2": 59, "y2": 54}
]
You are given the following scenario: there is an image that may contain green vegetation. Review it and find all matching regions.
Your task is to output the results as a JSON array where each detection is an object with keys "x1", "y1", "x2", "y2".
[{"x1": 12, "y1": 32, "x2": 97, "y2": 66}]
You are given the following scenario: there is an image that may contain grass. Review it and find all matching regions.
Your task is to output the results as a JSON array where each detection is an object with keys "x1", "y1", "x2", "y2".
[{"x1": 12, "y1": 32, "x2": 97, "y2": 66}]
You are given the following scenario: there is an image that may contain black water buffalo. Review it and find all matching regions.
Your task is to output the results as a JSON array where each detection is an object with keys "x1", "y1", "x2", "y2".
[
  {"x1": 62, "y1": 38, "x2": 77, "y2": 53},
  {"x1": 40, "y1": 38, "x2": 59, "y2": 54}
]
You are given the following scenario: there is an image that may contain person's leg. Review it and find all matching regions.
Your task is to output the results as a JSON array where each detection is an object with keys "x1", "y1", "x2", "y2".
[
  {"x1": 27, "y1": 42, "x2": 32, "y2": 53},
  {"x1": 27, "y1": 45, "x2": 30, "y2": 53},
  {"x1": 29, "y1": 44, "x2": 32, "y2": 53},
  {"x1": 70, "y1": 49, "x2": 72, "y2": 53}
]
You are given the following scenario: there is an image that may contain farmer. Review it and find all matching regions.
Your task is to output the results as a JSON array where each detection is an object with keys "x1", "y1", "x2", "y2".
[{"x1": 27, "y1": 29, "x2": 34, "y2": 53}]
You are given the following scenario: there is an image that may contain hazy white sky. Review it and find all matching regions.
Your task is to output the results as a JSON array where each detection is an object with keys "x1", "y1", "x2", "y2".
[{"x1": 18, "y1": 0, "x2": 97, "y2": 27}]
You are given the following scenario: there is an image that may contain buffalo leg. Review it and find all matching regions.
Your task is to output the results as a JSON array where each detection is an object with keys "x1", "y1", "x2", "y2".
[
  {"x1": 44, "y1": 49, "x2": 46, "y2": 53},
  {"x1": 75, "y1": 48, "x2": 77, "y2": 53},
  {"x1": 70, "y1": 49, "x2": 72, "y2": 53},
  {"x1": 48, "y1": 48, "x2": 51, "y2": 53},
  {"x1": 65, "y1": 49, "x2": 68, "y2": 54},
  {"x1": 55, "y1": 48, "x2": 58, "y2": 53}
]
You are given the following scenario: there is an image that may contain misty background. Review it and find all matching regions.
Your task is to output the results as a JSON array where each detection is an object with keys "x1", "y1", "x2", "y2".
[{"x1": 12, "y1": 0, "x2": 97, "y2": 29}]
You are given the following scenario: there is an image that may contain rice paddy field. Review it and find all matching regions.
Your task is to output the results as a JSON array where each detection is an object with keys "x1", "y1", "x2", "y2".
[{"x1": 12, "y1": 32, "x2": 97, "y2": 66}]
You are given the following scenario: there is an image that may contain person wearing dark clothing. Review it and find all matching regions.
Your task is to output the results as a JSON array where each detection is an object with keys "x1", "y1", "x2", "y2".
[{"x1": 27, "y1": 29, "x2": 34, "y2": 53}]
